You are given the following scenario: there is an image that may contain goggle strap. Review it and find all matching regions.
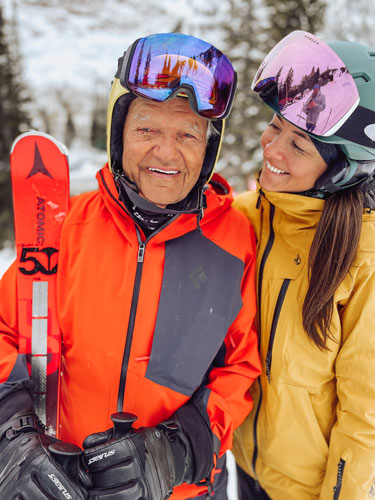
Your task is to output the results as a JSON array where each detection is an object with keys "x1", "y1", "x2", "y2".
[
  {"x1": 336, "y1": 106, "x2": 375, "y2": 148},
  {"x1": 118, "y1": 40, "x2": 139, "y2": 89},
  {"x1": 114, "y1": 56, "x2": 123, "y2": 79}
]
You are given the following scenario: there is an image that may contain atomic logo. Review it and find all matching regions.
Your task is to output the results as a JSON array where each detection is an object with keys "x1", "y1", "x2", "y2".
[{"x1": 27, "y1": 142, "x2": 53, "y2": 179}]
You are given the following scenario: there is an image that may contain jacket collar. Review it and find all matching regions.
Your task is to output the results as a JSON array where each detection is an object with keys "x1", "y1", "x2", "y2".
[
  {"x1": 96, "y1": 165, "x2": 233, "y2": 242},
  {"x1": 258, "y1": 185, "x2": 325, "y2": 230}
]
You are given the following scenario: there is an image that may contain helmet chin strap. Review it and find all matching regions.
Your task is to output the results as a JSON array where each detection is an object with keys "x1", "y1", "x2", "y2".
[
  {"x1": 314, "y1": 159, "x2": 375, "y2": 194},
  {"x1": 297, "y1": 159, "x2": 375, "y2": 210},
  {"x1": 306, "y1": 136, "x2": 375, "y2": 195}
]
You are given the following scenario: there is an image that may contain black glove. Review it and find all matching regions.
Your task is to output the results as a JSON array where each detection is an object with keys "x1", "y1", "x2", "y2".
[
  {"x1": 0, "y1": 390, "x2": 88, "y2": 500},
  {"x1": 82, "y1": 412, "x2": 194, "y2": 500}
]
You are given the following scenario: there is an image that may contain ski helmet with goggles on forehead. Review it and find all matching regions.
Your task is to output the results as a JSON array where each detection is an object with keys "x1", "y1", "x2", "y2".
[
  {"x1": 106, "y1": 32, "x2": 237, "y2": 186},
  {"x1": 252, "y1": 30, "x2": 375, "y2": 195}
]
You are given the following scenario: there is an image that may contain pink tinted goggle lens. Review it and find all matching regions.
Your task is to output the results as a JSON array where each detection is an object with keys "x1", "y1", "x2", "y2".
[{"x1": 252, "y1": 31, "x2": 360, "y2": 136}]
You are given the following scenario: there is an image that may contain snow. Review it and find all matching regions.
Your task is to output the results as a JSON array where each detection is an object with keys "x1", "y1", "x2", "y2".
[
  {"x1": 227, "y1": 451, "x2": 239, "y2": 500},
  {"x1": 4, "y1": 0, "x2": 226, "y2": 96},
  {"x1": 0, "y1": 246, "x2": 16, "y2": 278}
]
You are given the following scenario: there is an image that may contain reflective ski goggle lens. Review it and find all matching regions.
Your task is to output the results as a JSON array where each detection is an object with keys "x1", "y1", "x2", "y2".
[
  {"x1": 119, "y1": 33, "x2": 237, "y2": 119},
  {"x1": 252, "y1": 31, "x2": 360, "y2": 136}
]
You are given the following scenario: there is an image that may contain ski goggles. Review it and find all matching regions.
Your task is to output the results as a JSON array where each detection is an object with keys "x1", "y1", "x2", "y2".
[
  {"x1": 252, "y1": 31, "x2": 360, "y2": 137},
  {"x1": 116, "y1": 33, "x2": 237, "y2": 120}
]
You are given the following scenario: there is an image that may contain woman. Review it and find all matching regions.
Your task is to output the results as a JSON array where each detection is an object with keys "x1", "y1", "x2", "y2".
[{"x1": 232, "y1": 31, "x2": 375, "y2": 499}]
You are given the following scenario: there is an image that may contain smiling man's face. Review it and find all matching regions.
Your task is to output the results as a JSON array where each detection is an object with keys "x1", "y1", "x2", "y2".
[{"x1": 121, "y1": 96, "x2": 208, "y2": 208}]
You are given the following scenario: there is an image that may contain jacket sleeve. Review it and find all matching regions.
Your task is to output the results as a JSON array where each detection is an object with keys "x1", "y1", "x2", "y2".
[
  {"x1": 320, "y1": 263, "x2": 375, "y2": 499},
  {"x1": 177, "y1": 223, "x2": 261, "y2": 463},
  {"x1": 0, "y1": 261, "x2": 32, "y2": 402}
]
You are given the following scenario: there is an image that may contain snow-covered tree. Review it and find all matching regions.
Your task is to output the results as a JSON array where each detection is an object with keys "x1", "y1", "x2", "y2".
[{"x1": 0, "y1": 5, "x2": 30, "y2": 246}]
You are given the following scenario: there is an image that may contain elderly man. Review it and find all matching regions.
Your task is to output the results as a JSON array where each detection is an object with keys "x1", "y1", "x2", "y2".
[{"x1": 0, "y1": 33, "x2": 260, "y2": 500}]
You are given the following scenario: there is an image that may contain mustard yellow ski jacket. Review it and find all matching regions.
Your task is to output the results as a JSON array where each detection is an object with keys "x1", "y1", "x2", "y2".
[{"x1": 232, "y1": 187, "x2": 375, "y2": 500}]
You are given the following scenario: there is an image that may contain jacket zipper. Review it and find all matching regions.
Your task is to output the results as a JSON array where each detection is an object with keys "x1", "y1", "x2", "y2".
[
  {"x1": 265, "y1": 279, "x2": 291, "y2": 382},
  {"x1": 116, "y1": 215, "x2": 180, "y2": 412},
  {"x1": 251, "y1": 200, "x2": 275, "y2": 480},
  {"x1": 116, "y1": 227, "x2": 145, "y2": 412},
  {"x1": 99, "y1": 171, "x2": 195, "y2": 412},
  {"x1": 333, "y1": 458, "x2": 346, "y2": 500},
  {"x1": 256, "y1": 188, "x2": 264, "y2": 209}
]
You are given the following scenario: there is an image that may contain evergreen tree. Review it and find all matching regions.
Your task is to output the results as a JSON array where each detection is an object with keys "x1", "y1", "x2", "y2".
[
  {"x1": 90, "y1": 89, "x2": 107, "y2": 152},
  {"x1": 322, "y1": 0, "x2": 375, "y2": 47},
  {"x1": 0, "y1": 5, "x2": 30, "y2": 246},
  {"x1": 265, "y1": 0, "x2": 324, "y2": 45},
  {"x1": 90, "y1": 104, "x2": 107, "y2": 151},
  {"x1": 218, "y1": 0, "x2": 265, "y2": 191},
  {"x1": 65, "y1": 111, "x2": 76, "y2": 149},
  {"x1": 218, "y1": 0, "x2": 326, "y2": 191}
]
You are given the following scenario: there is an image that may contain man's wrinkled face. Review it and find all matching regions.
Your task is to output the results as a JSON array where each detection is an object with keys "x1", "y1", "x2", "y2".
[{"x1": 122, "y1": 97, "x2": 208, "y2": 208}]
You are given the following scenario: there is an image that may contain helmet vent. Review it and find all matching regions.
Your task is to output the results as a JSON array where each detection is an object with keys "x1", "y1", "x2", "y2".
[{"x1": 352, "y1": 73, "x2": 370, "y2": 84}]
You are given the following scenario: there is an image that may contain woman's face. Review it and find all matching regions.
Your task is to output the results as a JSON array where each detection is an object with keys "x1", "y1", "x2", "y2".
[{"x1": 259, "y1": 114, "x2": 328, "y2": 193}]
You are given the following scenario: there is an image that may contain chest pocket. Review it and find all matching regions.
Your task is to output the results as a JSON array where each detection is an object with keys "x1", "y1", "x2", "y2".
[{"x1": 146, "y1": 229, "x2": 244, "y2": 396}]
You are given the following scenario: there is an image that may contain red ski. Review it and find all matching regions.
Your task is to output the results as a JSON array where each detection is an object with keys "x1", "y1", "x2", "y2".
[{"x1": 10, "y1": 131, "x2": 69, "y2": 437}]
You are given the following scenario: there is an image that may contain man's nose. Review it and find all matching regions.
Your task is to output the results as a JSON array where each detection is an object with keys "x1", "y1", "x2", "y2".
[{"x1": 152, "y1": 133, "x2": 180, "y2": 162}]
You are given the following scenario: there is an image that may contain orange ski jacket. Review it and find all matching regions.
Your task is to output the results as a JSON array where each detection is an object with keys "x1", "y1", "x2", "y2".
[{"x1": 0, "y1": 166, "x2": 261, "y2": 499}]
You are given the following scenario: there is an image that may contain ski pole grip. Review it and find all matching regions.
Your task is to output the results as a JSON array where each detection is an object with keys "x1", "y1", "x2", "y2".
[
  {"x1": 110, "y1": 412, "x2": 138, "y2": 438},
  {"x1": 49, "y1": 442, "x2": 82, "y2": 479}
]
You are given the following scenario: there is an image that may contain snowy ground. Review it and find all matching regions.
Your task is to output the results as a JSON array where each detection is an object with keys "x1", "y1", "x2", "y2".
[
  {"x1": 0, "y1": 245, "x2": 16, "y2": 278},
  {"x1": 226, "y1": 451, "x2": 239, "y2": 500}
]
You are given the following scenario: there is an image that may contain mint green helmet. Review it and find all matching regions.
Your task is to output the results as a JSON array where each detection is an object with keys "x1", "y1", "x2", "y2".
[{"x1": 312, "y1": 40, "x2": 375, "y2": 192}]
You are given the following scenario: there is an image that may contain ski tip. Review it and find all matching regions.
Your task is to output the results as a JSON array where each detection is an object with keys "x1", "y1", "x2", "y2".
[{"x1": 10, "y1": 130, "x2": 69, "y2": 157}]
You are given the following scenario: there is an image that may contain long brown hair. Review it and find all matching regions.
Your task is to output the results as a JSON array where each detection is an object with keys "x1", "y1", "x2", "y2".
[{"x1": 302, "y1": 187, "x2": 364, "y2": 349}]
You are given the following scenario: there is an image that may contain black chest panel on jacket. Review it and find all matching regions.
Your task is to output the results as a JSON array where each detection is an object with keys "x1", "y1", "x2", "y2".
[{"x1": 146, "y1": 229, "x2": 244, "y2": 396}]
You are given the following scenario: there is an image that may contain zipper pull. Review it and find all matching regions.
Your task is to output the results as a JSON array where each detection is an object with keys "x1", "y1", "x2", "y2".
[
  {"x1": 254, "y1": 480, "x2": 262, "y2": 493},
  {"x1": 333, "y1": 458, "x2": 346, "y2": 500},
  {"x1": 135, "y1": 226, "x2": 146, "y2": 263},
  {"x1": 256, "y1": 188, "x2": 264, "y2": 209},
  {"x1": 265, "y1": 351, "x2": 272, "y2": 383},
  {"x1": 137, "y1": 242, "x2": 145, "y2": 263}
]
